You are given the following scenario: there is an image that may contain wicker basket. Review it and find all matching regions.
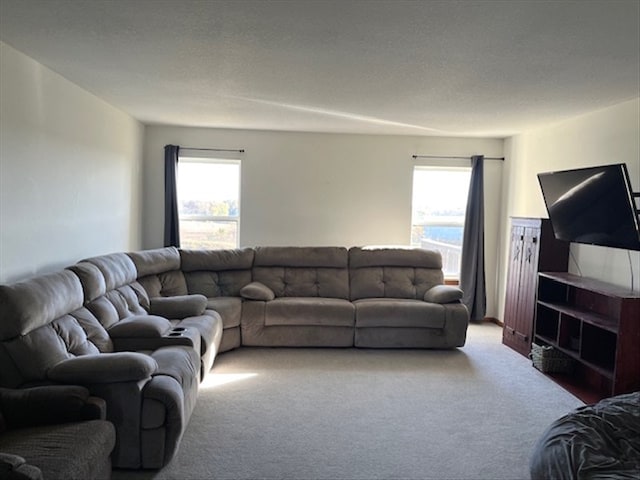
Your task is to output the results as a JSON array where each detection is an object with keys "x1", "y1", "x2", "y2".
[{"x1": 530, "y1": 343, "x2": 574, "y2": 373}]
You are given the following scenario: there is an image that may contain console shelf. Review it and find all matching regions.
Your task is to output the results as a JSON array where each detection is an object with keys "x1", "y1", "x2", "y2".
[{"x1": 534, "y1": 272, "x2": 640, "y2": 402}]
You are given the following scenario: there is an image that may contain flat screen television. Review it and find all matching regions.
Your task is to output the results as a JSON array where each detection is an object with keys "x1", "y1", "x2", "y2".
[{"x1": 537, "y1": 163, "x2": 640, "y2": 251}]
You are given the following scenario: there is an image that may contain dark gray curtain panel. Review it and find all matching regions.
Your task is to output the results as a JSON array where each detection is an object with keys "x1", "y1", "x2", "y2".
[
  {"x1": 460, "y1": 155, "x2": 486, "y2": 321},
  {"x1": 164, "y1": 144, "x2": 180, "y2": 247}
]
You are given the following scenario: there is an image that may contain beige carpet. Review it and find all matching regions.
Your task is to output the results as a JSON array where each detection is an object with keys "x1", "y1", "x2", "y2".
[{"x1": 113, "y1": 323, "x2": 583, "y2": 480}]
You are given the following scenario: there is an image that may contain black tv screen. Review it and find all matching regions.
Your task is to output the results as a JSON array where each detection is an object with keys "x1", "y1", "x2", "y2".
[{"x1": 537, "y1": 163, "x2": 640, "y2": 251}]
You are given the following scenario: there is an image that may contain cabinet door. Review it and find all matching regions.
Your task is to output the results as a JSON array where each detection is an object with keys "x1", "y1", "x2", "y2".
[
  {"x1": 513, "y1": 226, "x2": 541, "y2": 345},
  {"x1": 503, "y1": 221, "x2": 542, "y2": 357},
  {"x1": 503, "y1": 225, "x2": 525, "y2": 336}
]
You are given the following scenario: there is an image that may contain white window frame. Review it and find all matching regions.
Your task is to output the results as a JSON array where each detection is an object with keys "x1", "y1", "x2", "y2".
[{"x1": 177, "y1": 155, "x2": 241, "y2": 249}]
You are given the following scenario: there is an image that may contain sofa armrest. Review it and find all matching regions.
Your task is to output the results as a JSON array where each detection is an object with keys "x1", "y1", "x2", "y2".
[
  {"x1": 0, "y1": 385, "x2": 105, "y2": 429},
  {"x1": 0, "y1": 453, "x2": 42, "y2": 480},
  {"x1": 107, "y1": 315, "x2": 172, "y2": 338},
  {"x1": 240, "y1": 282, "x2": 275, "y2": 301},
  {"x1": 149, "y1": 295, "x2": 207, "y2": 318},
  {"x1": 47, "y1": 352, "x2": 157, "y2": 384},
  {"x1": 423, "y1": 285, "x2": 463, "y2": 304}
]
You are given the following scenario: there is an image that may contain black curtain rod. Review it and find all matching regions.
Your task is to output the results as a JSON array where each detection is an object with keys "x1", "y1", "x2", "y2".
[
  {"x1": 412, "y1": 154, "x2": 504, "y2": 161},
  {"x1": 181, "y1": 147, "x2": 245, "y2": 153}
]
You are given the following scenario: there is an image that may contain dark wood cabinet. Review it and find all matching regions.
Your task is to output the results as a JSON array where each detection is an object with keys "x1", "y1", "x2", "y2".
[
  {"x1": 502, "y1": 217, "x2": 569, "y2": 357},
  {"x1": 535, "y1": 272, "x2": 640, "y2": 402}
]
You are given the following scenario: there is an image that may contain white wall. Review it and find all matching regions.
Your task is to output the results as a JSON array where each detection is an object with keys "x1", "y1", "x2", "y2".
[
  {"x1": 144, "y1": 126, "x2": 504, "y2": 317},
  {"x1": 0, "y1": 42, "x2": 145, "y2": 282},
  {"x1": 497, "y1": 98, "x2": 640, "y2": 319}
]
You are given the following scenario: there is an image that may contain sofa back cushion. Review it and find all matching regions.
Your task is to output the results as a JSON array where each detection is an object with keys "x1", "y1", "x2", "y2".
[
  {"x1": 349, "y1": 247, "x2": 444, "y2": 301},
  {"x1": 252, "y1": 247, "x2": 349, "y2": 299},
  {"x1": 71, "y1": 254, "x2": 150, "y2": 329},
  {"x1": 0, "y1": 271, "x2": 110, "y2": 387},
  {"x1": 128, "y1": 247, "x2": 189, "y2": 298},
  {"x1": 181, "y1": 248, "x2": 254, "y2": 297}
]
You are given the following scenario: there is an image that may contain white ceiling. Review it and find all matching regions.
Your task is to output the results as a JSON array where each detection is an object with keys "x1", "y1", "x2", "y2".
[{"x1": 1, "y1": 0, "x2": 638, "y2": 137}]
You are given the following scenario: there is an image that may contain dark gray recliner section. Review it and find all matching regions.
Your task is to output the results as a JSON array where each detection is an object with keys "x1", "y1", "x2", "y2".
[
  {"x1": 0, "y1": 385, "x2": 115, "y2": 480},
  {"x1": 0, "y1": 255, "x2": 220, "y2": 469}
]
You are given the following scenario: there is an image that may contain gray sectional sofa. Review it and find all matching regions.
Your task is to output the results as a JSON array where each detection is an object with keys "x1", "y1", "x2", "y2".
[{"x1": 0, "y1": 245, "x2": 469, "y2": 471}]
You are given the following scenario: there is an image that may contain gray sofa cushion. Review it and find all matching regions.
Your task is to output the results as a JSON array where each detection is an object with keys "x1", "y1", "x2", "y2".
[
  {"x1": 107, "y1": 315, "x2": 173, "y2": 338},
  {"x1": 83, "y1": 252, "x2": 138, "y2": 291},
  {"x1": 0, "y1": 420, "x2": 115, "y2": 480},
  {"x1": 350, "y1": 266, "x2": 444, "y2": 301},
  {"x1": 0, "y1": 271, "x2": 84, "y2": 339},
  {"x1": 149, "y1": 295, "x2": 207, "y2": 319},
  {"x1": 254, "y1": 246, "x2": 348, "y2": 268},
  {"x1": 253, "y1": 266, "x2": 350, "y2": 299},
  {"x1": 180, "y1": 248, "x2": 255, "y2": 272},
  {"x1": 424, "y1": 285, "x2": 463, "y2": 304},
  {"x1": 240, "y1": 282, "x2": 275, "y2": 301},
  {"x1": 265, "y1": 298, "x2": 355, "y2": 327},
  {"x1": 349, "y1": 246, "x2": 445, "y2": 301},
  {"x1": 206, "y1": 297, "x2": 242, "y2": 329},
  {"x1": 128, "y1": 247, "x2": 181, "y2": 278},
  {"x1": 47, "y1": 352, "x2": 158, "y2": 384},
  {"x1": 354, "y1": 298, "x2": 446, "y2": 329},
  {"x1": 349, "y1": 246, "x2": 442, "y2": 269},
  {"x1": 184, "y1": 270, "x2": 253, "y2": 297}
]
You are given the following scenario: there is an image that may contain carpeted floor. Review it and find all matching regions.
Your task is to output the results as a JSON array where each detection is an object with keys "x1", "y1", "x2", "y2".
[{"x1": 113, "y1": 323, "x2": 583, "y2": 480}]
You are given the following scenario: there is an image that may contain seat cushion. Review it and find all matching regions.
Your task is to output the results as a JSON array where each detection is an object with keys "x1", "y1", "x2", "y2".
[
  {"x1": 0, "y1": 420, "x2": 115, "y2": 480},
  {"x1": 264, "y1": 298, "x2": 355, "y2": 327},
  {"x1": 354, "y1": 298, "x2": 446, "y2": 328},
  {"x1": 206, "y1": 297, "x2": 242, "y2": 329}
]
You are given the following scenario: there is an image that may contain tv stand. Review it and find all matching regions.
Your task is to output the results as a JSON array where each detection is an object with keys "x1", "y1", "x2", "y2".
[{"x1": 534, "y1": 272, "x2": 640, "y2": 403}]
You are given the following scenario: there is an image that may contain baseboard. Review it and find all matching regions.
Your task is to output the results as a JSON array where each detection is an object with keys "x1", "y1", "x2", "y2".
[{"x1": 483, "y1": 317, "x2": 503, "y2": 326}]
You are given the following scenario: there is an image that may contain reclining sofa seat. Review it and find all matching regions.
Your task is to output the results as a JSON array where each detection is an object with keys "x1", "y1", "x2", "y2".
[
  {"x1": 179, "y1": 248, "x2": 255, "y2": 352},
  {"x1": 349, "y1": 246, "x2": 469, "y2": 348},
  {"x1": 0, "y1": 269, "x2": 197, "y2": 469},
  {"x1": 126, "y1": 247, "x2": 224, "y2": 370},
  {"x1": 240, "y1": 246, "x2": 355, "y2": 346}
]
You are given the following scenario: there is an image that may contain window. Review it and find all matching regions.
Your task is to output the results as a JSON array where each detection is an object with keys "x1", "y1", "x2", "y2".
[
  {"x1": 411, "y1": 166, "x2": 471, "y2": 278},
  {"x1": 177, "y1": 158, "x2": 240, "y2": 249}
]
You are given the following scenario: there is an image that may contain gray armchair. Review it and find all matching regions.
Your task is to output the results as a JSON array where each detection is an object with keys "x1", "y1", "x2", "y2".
[{"x1": 0, "y1": 385, "x2": 115, "y2": 480}]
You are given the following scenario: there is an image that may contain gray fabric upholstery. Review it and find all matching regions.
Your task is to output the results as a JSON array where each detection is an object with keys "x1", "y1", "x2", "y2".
[
  {"x1": 129, "y1": 247, "x2": 189, "y2": 299},
  {"x1": 265, "y1": 298, "x2": 354, "y2": 327},
  {"x1": 184, "y1": 269, "x2": 253, "y2": 298},
  {"x1": 181, "y1": 248, "x2": 255, "y2": 272},
  {"x1": 0, "y1": 271, "x2": 84, "y2": 339},
  {"x1": 0, "y1": 386, "x2": 115, "y2": 480},
  {"x1": 254, "y1": 246, "x2": 348, "y2": 268},
  {"x1": 424, "y1": 285, "x2": 464, "y2": 304},
  {"x1": 0, "y1": 253, "x2": 220, "y2": 470},
  {"x1": 107, "y1": 315, "x2": 173, "y2": 338},
  {"x1": 83, "y1": 252, "x2": 138, "y2": 291},
  {"x1": 205, "y1": 297, "x2": 242, "y2": 352},
  {"x1": 354, "y1": 298, "x2": 445, "y2": 328},
  {"x1": 252, "y1": 246, "x2": 350, "y2": 300},
  {"x1": 348, "y1": 247, "x2": 468, "y2": 349},
  {"x1": 47, "y1": 352, "x2": 158, "y2": 384},
  {"x1": 128, "y1": 247, "x2": 181, "y2": 278},
  {"x1": 206, "y1": 297, "x2": 242, "y2": 329},
  {"x1": 78, "y1": 251, "x2": 220, "y2": 376},
  {"x1": 349, "y1": 246, "x2": 443, "y2": 269},
  {"x1": 0, "y1": 421, "x2": 115, "y2": 480},
  {"x1": 240, "y1": 281, "x2": 275, "y2": 301},
  {"x1": 149, "y1": 295, "x2": 207, "y2": 318}
]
